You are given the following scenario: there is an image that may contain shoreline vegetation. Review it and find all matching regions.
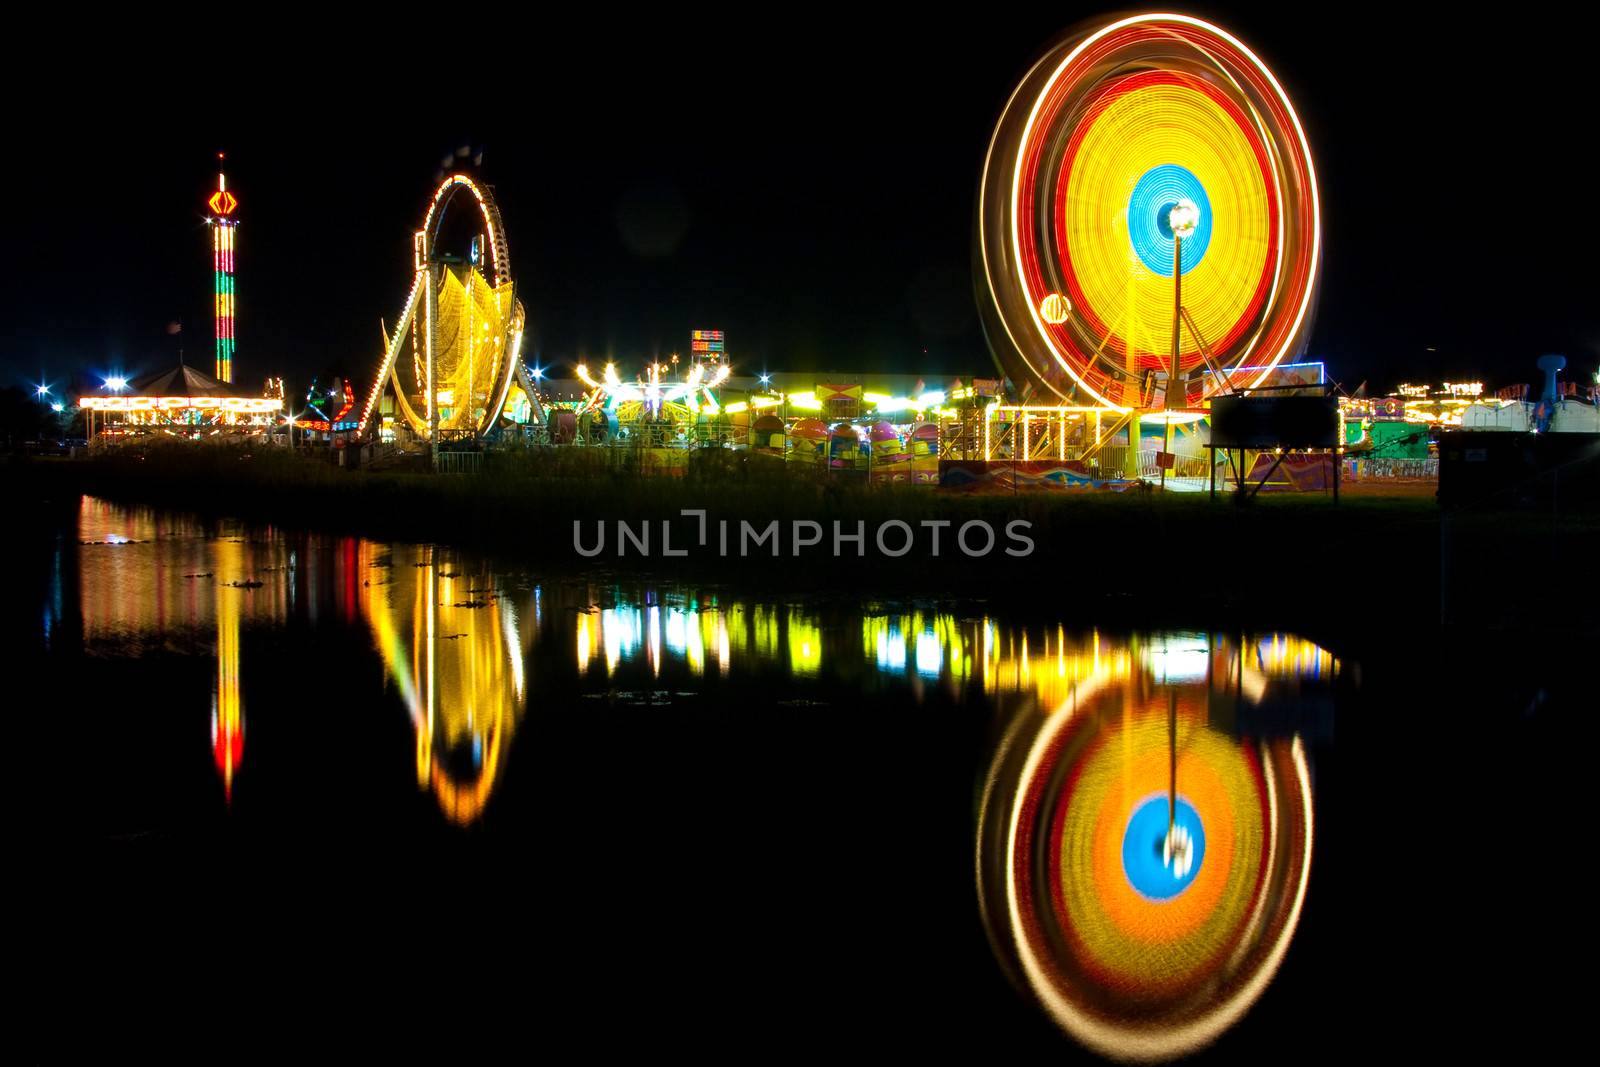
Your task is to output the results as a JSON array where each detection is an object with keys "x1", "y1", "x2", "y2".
[{"x1": 7, "y1": 443, "x2": 1596, "y2": 645}]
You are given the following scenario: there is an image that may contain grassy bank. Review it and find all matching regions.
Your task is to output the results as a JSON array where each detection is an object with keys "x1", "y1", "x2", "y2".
[{"x1": 8, "y1": 443, "x2": 1596, "y2": 639}]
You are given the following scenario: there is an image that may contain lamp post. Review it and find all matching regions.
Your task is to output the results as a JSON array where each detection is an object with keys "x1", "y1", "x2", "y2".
[{"x1": 1162, "y1": 199, "x2": 1200, "y2": 490}]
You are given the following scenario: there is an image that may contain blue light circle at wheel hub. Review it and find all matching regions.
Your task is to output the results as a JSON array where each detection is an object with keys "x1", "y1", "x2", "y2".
[
  {"x1": 1128, "y1": 165, "x2": 1212, "y2": 275},
  {"x1": 1121, "y1": 794, "x2": 1207, "y2": 900}
]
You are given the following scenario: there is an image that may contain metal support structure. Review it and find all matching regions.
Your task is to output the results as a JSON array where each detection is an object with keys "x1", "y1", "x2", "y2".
[
  {"x1": 512, "y1": 360, "x2": 548, "y2": 429},
  {"x1": 1167, "y1": 688, "x2": 1178, "y2": 839},
  {"x1": 1161, "y1": 233, "x2": 1184, "y2": 489},
  {"x1": 427, "y1": 266, "x2": 439, "y2": 471}
]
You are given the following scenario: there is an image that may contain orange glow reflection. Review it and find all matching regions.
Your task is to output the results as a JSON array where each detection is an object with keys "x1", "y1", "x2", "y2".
[
  {"x1": 359, "y1": 543, "x2": 533, "y2": 825},
  {"x1": 976, "y1": 631, "x2": 1327, "y2": 1061}
]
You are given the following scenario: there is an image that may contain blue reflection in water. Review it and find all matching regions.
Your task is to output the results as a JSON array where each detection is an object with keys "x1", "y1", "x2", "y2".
[{"x1": 1121, "y1": 795, "x2": 1207, "y2": 901}]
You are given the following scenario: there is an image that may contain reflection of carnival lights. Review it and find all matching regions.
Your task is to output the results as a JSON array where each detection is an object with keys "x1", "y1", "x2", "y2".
[
  {"x1": 574, "y1": 605, "x2": 1338, "y2": 706},
  {"x1": 572, "y1": 602, "x2": 1340, "y2": 747},
  {"x1": 211, "y1": 538, "x2": 244, "y2": 801},
  {"x1": 788, "y1": 610, "x2": 822, "y2": 676},
  {"x1": 876, "y1": 624, "x2": 907, "y2": 671},
  {"x1": 648, "y1": 604, "x2": 661, "y2": 676},
  {"x1": 1012, "y1": 735, "x2": 1311, "y2": 1060},
  {"x1": 360, "y1": 542, "x2": 530, "y2": 825},
  {"x1": 579, "y1": 599, "x2": 846, "y2": 680},
  {"x1": 914, "y1": 628, "x2": 942, "y2": 677},
  {"x1": 1145, "y1": 634, "x2": 1212, "y2": 683},
  {"x1": 979, "y1": 652, "x2": 1319, "y2": 1061}
]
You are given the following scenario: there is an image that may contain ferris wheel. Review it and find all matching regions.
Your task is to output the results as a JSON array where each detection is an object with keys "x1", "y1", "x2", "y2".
[
  {"x1": 977, "y1": 14, "x2": 1321, "y2": 410},
  {"x1": 358, "y1": 174, "x2": 539, "y2": 440}
]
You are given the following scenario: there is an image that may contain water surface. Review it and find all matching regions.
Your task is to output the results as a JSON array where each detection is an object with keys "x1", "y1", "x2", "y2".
[{"x1": 25, "y1": 495, "x2": 1473, "y2": 1058}]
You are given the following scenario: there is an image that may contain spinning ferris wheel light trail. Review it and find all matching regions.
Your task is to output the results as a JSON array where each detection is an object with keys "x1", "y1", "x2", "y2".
[{"x1": 977, "y1": 13, "x2": 1322, "y2": 413}]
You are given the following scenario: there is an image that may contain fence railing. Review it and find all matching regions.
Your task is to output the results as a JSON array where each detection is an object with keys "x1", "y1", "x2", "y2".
[
  {"x1": 436, "y1": 451, "x2": 484, "y2": 475},
  {"x1": 1135, "y1": 449, "x2": 1214, "y2": 481}
]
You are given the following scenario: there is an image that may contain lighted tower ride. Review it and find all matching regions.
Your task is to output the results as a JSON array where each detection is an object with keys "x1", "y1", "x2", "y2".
[
  {"x1": 205, "y1": 154, "x2": 240, "y2": 384},
  {"x1": 357, "y1": 174, "x2": 538, "y2": 454}
]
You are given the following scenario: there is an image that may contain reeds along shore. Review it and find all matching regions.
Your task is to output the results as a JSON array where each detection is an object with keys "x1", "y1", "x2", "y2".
[{"x1": 8, "y1": 443, "x2": 1597, "y2": 636}]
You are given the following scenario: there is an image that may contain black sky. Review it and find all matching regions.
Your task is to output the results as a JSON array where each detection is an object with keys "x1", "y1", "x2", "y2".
[{"x1": 5, "y1": 4, "x2": 1596, "y2": 397}]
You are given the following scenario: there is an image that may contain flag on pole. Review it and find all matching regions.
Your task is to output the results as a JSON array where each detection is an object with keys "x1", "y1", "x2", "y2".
[{"x1": 167, "y1": 322, "x2": 182, "y2": 335}]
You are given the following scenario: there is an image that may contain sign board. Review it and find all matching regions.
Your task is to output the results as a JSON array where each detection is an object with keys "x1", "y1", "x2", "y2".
[
  {"x1": 1222, "y1": 361, "x2": 1325, "y2": 395},
  {"x1": 690, "y1": 329, "x2": 725, "y2": 356},
  {"x1": 1209, "y1": 394, "x2": 1339, "y2": 449}
]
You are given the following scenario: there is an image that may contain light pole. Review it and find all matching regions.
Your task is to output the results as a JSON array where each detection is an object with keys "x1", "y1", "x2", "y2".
[
  {"x1": 33, "y1": 384, "x2": 53, "y2": 442},
  {"x1": 1162, "y1": 199, "x2": 1200, "y2": 490}
]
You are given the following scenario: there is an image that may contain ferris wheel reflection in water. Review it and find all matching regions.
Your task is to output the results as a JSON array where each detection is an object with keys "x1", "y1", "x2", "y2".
[{"x1": 974, "y1": 630, "x2": 1327, "y2": 1062}]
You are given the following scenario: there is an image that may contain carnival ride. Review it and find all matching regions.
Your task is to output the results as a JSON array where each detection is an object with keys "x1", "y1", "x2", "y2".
[
  {"x1": 300, "y1": 377, "x2": 357, "y2": 434},
  {"x1": 78, "y1": 363, "x2": 283, "y2": 441},
  {"x1": 357, "y1": 174, "x2": 541, "y2": 448},
  {"x1": 205, "y1": 154, "x2": 240, "y2": 385},
  {"x1": 975, "y1": 13, "x2": 1322, "y2": 484},
  {"x1": 573, "y1": 360, "x2": 733, "y2": 445}
]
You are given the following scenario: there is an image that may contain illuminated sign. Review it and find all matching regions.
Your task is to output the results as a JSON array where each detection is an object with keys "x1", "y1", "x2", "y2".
[
  {"x1": 690, "y1": 328, "x2": 725, "y2": 356},
  {"x1": 1225, "y1": 360, "x2": 1326, "y2": 393}
]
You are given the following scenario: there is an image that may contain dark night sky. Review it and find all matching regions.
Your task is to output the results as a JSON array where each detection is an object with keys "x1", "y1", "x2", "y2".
[{"x1": 4, "y1": 5, "x2": 1596, "y2": 398}]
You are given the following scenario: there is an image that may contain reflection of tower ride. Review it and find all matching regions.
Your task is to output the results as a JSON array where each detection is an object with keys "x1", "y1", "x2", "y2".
[
  {"x1": 977, "y1": 631, "x2": 1322, "y2": 1062},
  {"x1": 356, "y1": 174, "x2": 539, "y2": 460},
  {"x1": 211, "y1": 539, "x2": 244, "y2": 802},
  {"x1": 359, "y1": 542, "x2": 531, "y2": 824}
]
